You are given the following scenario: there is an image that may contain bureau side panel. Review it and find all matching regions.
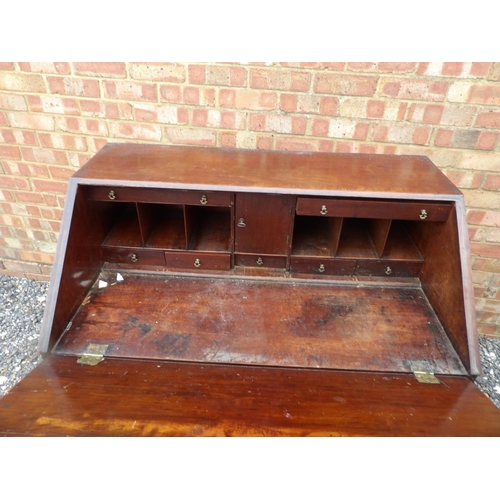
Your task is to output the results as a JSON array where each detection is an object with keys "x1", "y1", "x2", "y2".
[
  {"x1": 38, "y1": 184, "x2": 106, "y2": 352},
  {"x1": 407, "y1": 205, "x2": 474, "y2": 373}
]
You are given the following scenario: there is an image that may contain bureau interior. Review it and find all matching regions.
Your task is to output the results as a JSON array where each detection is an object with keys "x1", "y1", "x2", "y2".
[{"x1": 43, "y1": 186, "x2": 474, "y2": 377}]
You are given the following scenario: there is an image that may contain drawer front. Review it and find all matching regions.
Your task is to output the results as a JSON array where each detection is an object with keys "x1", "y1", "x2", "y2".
[
  {"x1": 291, "y1": 257, "x2": 356, "y2": 276},
  {"x1": 296, "y1": 198, "x2": 452, "y2": 221},
  {"x1": 355, "y1": 260, "x2": 423, "y2": 278},
  {"x1": 164, "y1": 251, "x2": 231, "y2": 271},
  {"x1": 87, "y1": 186, "x2": 232, "y2": 207},
  {"x1": 235, "y1": 254, "x2": 287, "y2": 269},
  {"x1": 101, "y1": 247, "x2": 166, "y2": 266}
]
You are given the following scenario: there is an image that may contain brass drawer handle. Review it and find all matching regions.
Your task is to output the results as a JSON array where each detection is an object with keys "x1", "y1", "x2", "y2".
[
  {"x1": 200, "y1": 194, "x2": 208, "y2": 205},
  {"x1": 237, "y1": 218, "x2": 246, "y2": 228},
  {"x1": 320, "y1": 205, "x2": 328, "y2": 215},
  {"x1": 194, "y1": 258, "x2": 201, "y2": 268},
  {"x1": 130, "y1": 253, "x2": 138, "y2": 263},
  {"x1": 256, "y1": 257, "x2": 263, "y2": 266},
  {"x1": 318, "y1": 264, "x2": 325, "y2": 273},
  {"x1": 419, "y1": 209, "x2": 428, "y2": 220},
  {"x1": 108, "y1": 190, "x2": 116, "y2": 200},
  {"x1": 385, "y1": 266, "x2": 392, "y2": 275}
]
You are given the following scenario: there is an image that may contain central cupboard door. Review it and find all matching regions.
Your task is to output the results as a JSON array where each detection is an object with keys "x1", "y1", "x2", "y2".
[{"x1": 235, "y1": 193, "x2": 295, "y2": 255}]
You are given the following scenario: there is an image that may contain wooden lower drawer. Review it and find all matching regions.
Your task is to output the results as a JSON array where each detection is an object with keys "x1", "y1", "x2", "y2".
[
  {"x1": 101, "y1": 247, "x2": 166, "y2": 266},
  {"x1": 355, "y1": 260, "x2": 423, "y2": 278},
  {"x1": 87, "y1": 186, "x2": 232, "y2": 207},
  {"x1": 291, "y1": 257, "x2": 357, "y2": 276},
  {"x1": 165, "y1": 251, "x2": 231, "y2": 271},
  {"x1": 235, "y1": 254, "x2": 287, "y2": 269}
]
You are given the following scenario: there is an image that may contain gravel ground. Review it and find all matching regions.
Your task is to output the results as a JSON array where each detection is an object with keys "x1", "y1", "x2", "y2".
[{"x1": 1, "y1": 274, "x2": 500, "y2": 410}]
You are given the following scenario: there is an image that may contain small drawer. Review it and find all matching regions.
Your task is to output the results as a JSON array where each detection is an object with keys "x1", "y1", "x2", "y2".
[
  {"x1": 101, "y1": 247, "x2": 166, "y2": 266},
  {"x1": 296, "y1": 198, "x2": 452, "y2": 221},
  {"x1": 290, "y1": 257, "x2": 356, "y2": 276},
  {"x1": 234, "y1": 254, "x2": 287, "y2": 269},
  {"x1": 355, "y1": 260, "x2": 423, "y2": 278},
  {"x1": 86, "y1": 186, "x2": 231, "y2": 207},
  {"x1": 165, "y1": 251, "x2": 231, "y2": 271}
]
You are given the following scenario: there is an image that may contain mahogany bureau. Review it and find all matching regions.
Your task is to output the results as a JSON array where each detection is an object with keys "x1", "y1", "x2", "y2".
[{"x1": 1, "y1": 143, "x2": 499, "y2": 436}]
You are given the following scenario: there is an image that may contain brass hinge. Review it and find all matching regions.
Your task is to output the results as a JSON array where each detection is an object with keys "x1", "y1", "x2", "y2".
[
  {"x1": 77, "y1": 343, "x2": 109, "y2": 366},
  {"x1": 413, "y1": 370, "x2": 440, "y2": 384},
  {"x1": 410, "y1": 361, "x2": 441, "y2": 384}
]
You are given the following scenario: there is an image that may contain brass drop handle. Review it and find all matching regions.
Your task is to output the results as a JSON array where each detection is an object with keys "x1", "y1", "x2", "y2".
[
  {"x1": 108, "y1": 190, "x2": 116, "y2": 200},
  {"x1": 419, "y1": 209, "x2": 428, "y2": 220},
  {"x1": 200, "y1": 194, "x2": 208, "y2": 205},
  {"x1": 194, "y1": 258, "x2": 201, "y2": 268},
  {"x1": 130, "y1": 253, "x2": 138, "y2": 263},
  {"x1": 256, "y1": 257, "x2": 263, "y2": 266},
  {"x1": 237, "y1": 218, "x2": 246, "y2": 228},
  {"x1": 318, "y1": 264, "x2": 325, "y2": 273},
  {"x1": 320, "y1": 205, "x2": 328, "y2": 215},
  {"x1": 385, "y1": 267, "x2": 392, "y2": 275}
]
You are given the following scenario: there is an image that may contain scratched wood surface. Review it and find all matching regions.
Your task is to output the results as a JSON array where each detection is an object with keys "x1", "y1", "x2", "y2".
[
  {"x1": 54, "y1": 273, "x2": 466, "y2": 375},
  {"x1": 0, "y1": 356, "x2": 498, "y2": 437}
]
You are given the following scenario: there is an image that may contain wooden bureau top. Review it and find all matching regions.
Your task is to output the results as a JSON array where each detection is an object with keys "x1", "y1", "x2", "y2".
[{"x1": 74, "y1": 143, "x2": 462, "y2": 198}]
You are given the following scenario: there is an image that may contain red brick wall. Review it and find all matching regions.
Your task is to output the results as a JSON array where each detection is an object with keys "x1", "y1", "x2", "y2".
[{"x1": 1, "y1": 62, "x2": 499, "y2": 337}]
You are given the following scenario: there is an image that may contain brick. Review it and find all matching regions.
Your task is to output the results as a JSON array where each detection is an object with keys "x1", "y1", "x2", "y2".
[
  {"x1": 280, "y1": 94, "x2": 297, "y2": 112},
  {"x1": 440, "y1": 105, "x2": 476, "y2": 127},
  {"x1": 484, "y1": 174, "x2": 500, "y2": 191},
  {"x1": 2, "y1": 161, "x2": 49, "y2": 178},
  {"x1": 475, "y1": 111, "x2": 500, "y2": 128},
  {"x1": 74, "y1": 62, "x2": 126, "y2": 78},
  {"x1": 464, "y1": 190, "x2": 500, "y2": 210},
  {"x1": 380, "y1": 78, "x2": 448, "y2": 101},
  {"x1": 468, "y1": 84, "x2": 500, "y2": 105},
  {"x1": 372, "y1": 124, "x2": 431, "y2": 145},
  {"x1": 442, "y1": 62, "x2": 463, "y2": 76},
  {"x1": 407, "y1": 103, "x2": 444, "y2": 124},
  {"x1": 188, "y1": 65, "x2": 206, "y2": 84},
  {"x1": 3, "y1": 259, "x2": 41, "y2": 274},
  {"x1": 231, "y1": 131, "x2": 254, "y2": 149},
  {"x1": 314, "y1": 73, "x2": 378, "y2": 96},
  {"x1": 0, "y1": 71, "x2": 46, "y2": 92},
  {"x1": 183, "y1": 87, "x2": 200, "y2": 105},
  {"x1": 487, "y1": 228, "x2": 500, "y2": 243},
  {"x1": 32, "y1": 179, "x2": 69, "y2": 195},
  {"x1": 459, "y1": 153, "x2": 500, "y2": 172},
  {"x1": 134, "y1": 104, "x2": 188, "y2": 125},
  {"x1": 129, "y1": 62, "x2": 185, "y2": 82},
  {"x1": 467, "y1": 210, "x2": 500, "y2": 227},
  {"x1": 470, "y1": 242, "x2": 500, "y2": 259},
  {"x1": 250, "y1": 68, "x2": 311, "y2": 91},
  {"x1": 312, "y1": 118, "x2": 329, "y2": 136},
  {"x1": 276, "y1": 137, "x2": 322, "y2": 152},
  {"x1": 377, "y1": 62, "x2": 416, "y2": 73},
  {"x1": 256, "y1": 135, "x2": 273, "y2": 150},
  {"x1": 0, "y1": 145, "x2": 21, "y2": 159},
  {"x1": 21, "y1": 147, "x2": 68, "y2": 165},
  {"x1": 319, "y1": 96, "x2": 339, "y2": 116},
  {"x1": 0, "y1": 93, "x2": 28, "y2": 111},
  {"x1": 165, "y1": 127, "x2": 216, "y2": 146},
  {"x1": 266, "y1": 115, "x2": 292, "y2": 134},
  {"x1": 220, "y1": 131, "x2": 237, "y2": 148},
  {"x1": 470, "y1": 63, "x2": 490, "y2": 78},
  {"x1": 160, "y1": 85, "x2": 182, "y2": 103},
  {"x1": 487, "y1": 63, "x2": 500, "y2": 81},
  {"x1": 444, "y1": 170, "x2": 484, "y2": 189},
  {"x1": 347, "y1": 63, "x2": 376, "y2": 72},
  {"x1": 0, "y1": 174, "x2": 31, "y2": 191},
  {"x1": 367, "y1": 100, "x2": 385, "y2": 118},
  {"x1": 19, "y1": 62, "x2": 70, "y2": 74},
  {"x1": 58, "y1": 117, "x2": 108, "y2": 136},
  {"x1": 477, "y1": 131, "x2": 499, "y2": 150},
  {"x1": 1, "y1": 129, "x2": 37, "y2": 145},
  {"x1": 206, "y1": 66, "x2": 231, "y2": 86},
  {"x1": 7, "y1": 112, "x2": 55, "y2": 131},
  {"x1": 0, "y1": 63, "x2": 14, "y2": 70},
  {"x1": 339, "y1": 98, "x2": 366, "y2": 118},
  {"x1": 230, "y1": 67, "x2": 247, "y2": 86},
  {"x1": 104, "y1": 81, "x2": 157, "y2": 101},
  {"x1": 327, "y1": 118, "x2": 361, "y2": 139},
  {"x1": 221, "y1": 89, "x2": 277, "y2": 110},
  {"x1": 15, "y1": 191, "x2": 45, "y2": 204},
  {"x1": 109, "y1": 122, "x2": 161, "y2": 141},
  {"x1": 0, "y1": 111, "x2": 7, "y2": 126},
  {"x1": 49, "y1": 166, "x2": 78, "y2": 180},
  {"x1": 249, "y1": 114, "x2": 266, "y2": 131},
  {"x1": 27, "y1": 95, "x2": 79, "y2": 115},
  {"x1": 67, "y1": 152, "x2": 92, "y2": 168},
  {"x1": 47, "y1": 76, "x2": 100, "y2": 97}
]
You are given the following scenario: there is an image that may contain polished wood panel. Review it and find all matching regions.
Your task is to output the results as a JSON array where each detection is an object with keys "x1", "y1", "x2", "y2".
[
  {"x1": 164, "y1": 251, "x2": 231, "y2": 271},
  {"x1": 234, "y1": 254, "x2": 287, "y2": 269},
  {"x1": 1, "y1": 356, "x2": 498, "y2": 437},
  {"x1": 290, "y1": 256, "x2": 357, "y2": 276},
  {"x1": 297, "y1": 198, "x2": 452, "y2": 221},
  {"x1": 54, "y1": 273, "x2": 466, "y2": 375},
  {"x1": 76, "y1": 144, "x2": 462, "y2": 197},
  {"x1": 146, "y1": 205, "x2": 186, "y2": 250},
  {"x1": 102, "y1": 204, "x2": 142, "y2": 248},
  {"x1": 368, "y1": 219, "x2": 392, "y2": 257},
  {"x1": 187, "y1": 207, "x2": 231, "y2": 252},
  {"x1": 101, "y1": 247, "x2": 166, "y2": 266},
  {"x1": 291, "y1": 216, "x2": 343, "y2": 257}
]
